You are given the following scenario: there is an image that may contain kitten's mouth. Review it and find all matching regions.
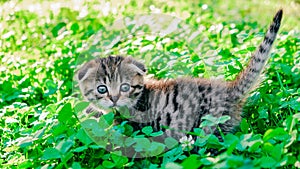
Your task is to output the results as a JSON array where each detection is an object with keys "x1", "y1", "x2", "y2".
[{"x1": 110, "y1": 103, "x2": 118, "y2": 108}]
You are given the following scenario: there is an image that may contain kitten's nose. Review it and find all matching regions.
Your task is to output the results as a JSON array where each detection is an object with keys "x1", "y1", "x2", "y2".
[{"x1": 110, "y1": 96, "x2": 119, "y2": 103}]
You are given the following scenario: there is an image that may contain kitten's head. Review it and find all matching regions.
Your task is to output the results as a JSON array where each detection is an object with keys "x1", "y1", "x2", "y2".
[{"x1": 77, "y1": 56, "x2": 146, "y2": 109}]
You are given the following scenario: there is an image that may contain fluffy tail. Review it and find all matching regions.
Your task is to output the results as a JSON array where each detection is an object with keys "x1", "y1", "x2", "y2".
[{"x1": 230, "y1": 9, "x2": 283, "y2": 99}]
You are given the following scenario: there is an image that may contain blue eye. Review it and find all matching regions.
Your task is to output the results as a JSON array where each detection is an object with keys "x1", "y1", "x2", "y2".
[
  {"x1": 97, "y1": 85, "x2": 107, "y2": 94},
  {"x1": 120, "y1": 83, "x2": 130, "y2": 92}
]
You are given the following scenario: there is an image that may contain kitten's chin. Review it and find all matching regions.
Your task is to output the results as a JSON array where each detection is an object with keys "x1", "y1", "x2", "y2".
[{"x1": 107, "y1": 101, "x2": 117, "y2": 108}]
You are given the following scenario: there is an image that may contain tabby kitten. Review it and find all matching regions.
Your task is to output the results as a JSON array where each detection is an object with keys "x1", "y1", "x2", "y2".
[{"x1": 77, "y1": 10, "x2": 282, "y2": 140}]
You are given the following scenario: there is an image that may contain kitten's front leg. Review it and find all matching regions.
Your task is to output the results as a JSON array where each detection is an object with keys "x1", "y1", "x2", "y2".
[{"x1": 77, "y1": 104, "x2": 105, "y2": 121}]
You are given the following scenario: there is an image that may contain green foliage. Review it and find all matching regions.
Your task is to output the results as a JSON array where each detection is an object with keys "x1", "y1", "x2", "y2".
[{"x1": 1, "y1": 0, "x2": 299, "y2": 168}]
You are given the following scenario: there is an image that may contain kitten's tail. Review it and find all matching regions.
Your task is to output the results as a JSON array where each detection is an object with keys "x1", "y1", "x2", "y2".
[{"x1": 229, "y1": 9, "x2": 283, "y2": 99}]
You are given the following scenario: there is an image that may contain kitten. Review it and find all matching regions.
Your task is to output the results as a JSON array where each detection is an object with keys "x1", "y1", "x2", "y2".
[{"x1": 77, "y1": 9, "x2": 282, "y2": 140}]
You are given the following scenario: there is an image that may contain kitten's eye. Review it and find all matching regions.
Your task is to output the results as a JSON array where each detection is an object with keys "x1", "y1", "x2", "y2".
[
  {"x1": 97, "y1": 85, "x2": 107, "y2": 94},
  {"x1": 120, "y1": 83, "x2": 130, "y2": 92}
]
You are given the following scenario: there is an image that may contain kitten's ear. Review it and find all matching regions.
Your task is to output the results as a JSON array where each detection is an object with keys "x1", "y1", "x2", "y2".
[
  {"x1": 77, "y1": 60, "x2": 98, "y2": 81},
  {"x1": 124, "y1": 57, "x2": 146, "y2": 75}
]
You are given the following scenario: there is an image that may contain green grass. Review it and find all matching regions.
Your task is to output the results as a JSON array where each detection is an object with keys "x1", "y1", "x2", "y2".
[{"x1": 1, "y1": 0, "x2": 299, "y2": 168}]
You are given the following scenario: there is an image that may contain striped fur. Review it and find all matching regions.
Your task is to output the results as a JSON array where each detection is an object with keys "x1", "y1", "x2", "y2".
[{"x1": 77, "y1": 10, "x2": 282, "y2": 140}]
